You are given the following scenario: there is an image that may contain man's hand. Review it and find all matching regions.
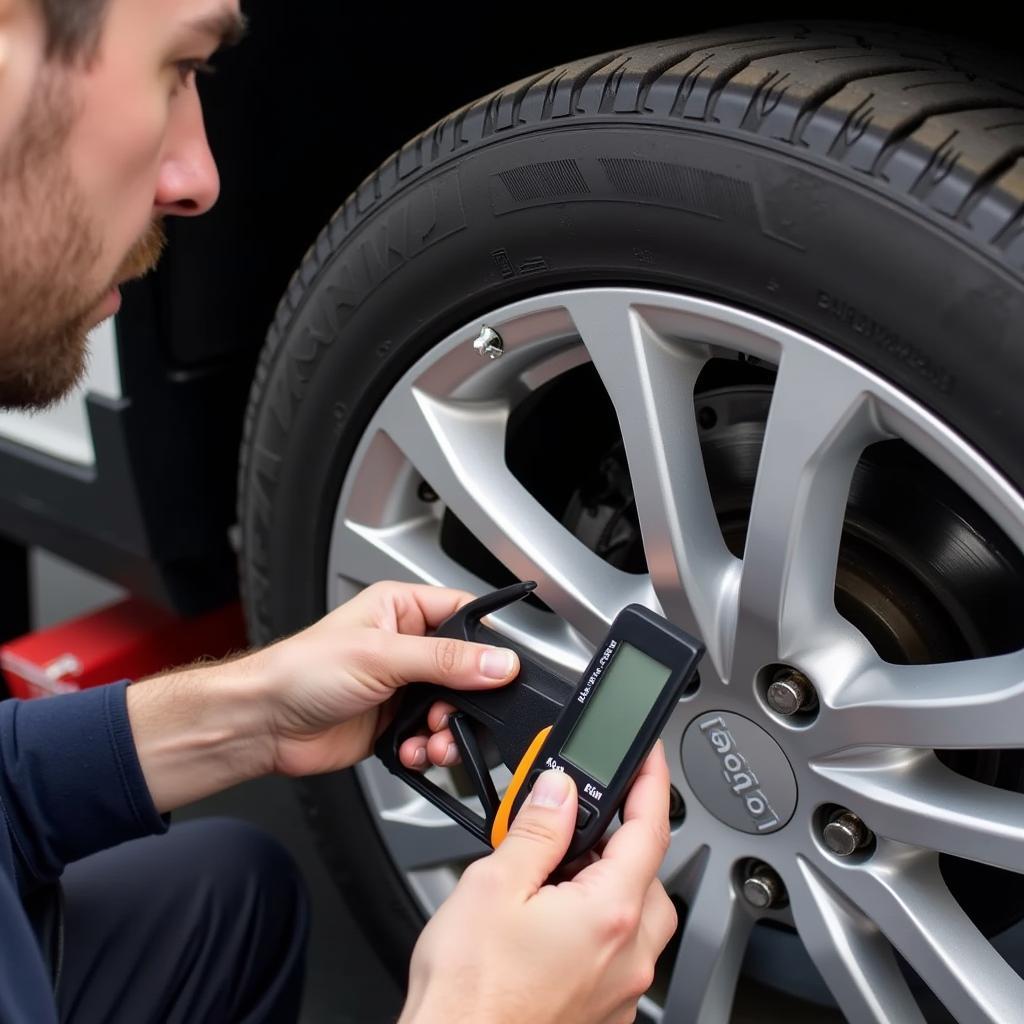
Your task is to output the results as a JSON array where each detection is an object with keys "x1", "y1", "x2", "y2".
[
  {"x1": 400, "y1": 743, "x2": 678, "y2": 1024},
  {"x1": 126, "y1": 582, "x2": 519, "y2": 813},
  {"x1": 263, "y1": 582, "x2": 519, "y2": 777}
]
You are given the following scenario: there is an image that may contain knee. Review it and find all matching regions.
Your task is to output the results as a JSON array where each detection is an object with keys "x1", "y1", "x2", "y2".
[
  {"x1": 193, "y1": 817, "x2": 302, "y2": 883},
  {"x1": 172, "y1": 818, "x2": 310, "y2": 947}
]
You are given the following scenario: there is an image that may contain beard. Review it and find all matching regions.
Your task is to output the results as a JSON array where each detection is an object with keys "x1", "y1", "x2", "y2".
[{"x1": 0, "y1": 73, "x2": 166, "y2": 411}]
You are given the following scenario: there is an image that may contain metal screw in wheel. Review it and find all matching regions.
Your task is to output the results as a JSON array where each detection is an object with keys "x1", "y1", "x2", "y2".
[
  {"x1": 766, "y1": 669, "x2": 816, "y2": 717},
  {"x1": 823, "y1": 810, "x2": 873, "y2": 857},
  {"x1": 742, "y1": 865, "x2": 787, "y2": 910}
]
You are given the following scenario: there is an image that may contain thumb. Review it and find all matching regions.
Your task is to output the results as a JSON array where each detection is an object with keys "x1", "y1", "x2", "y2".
[
  {"x1": 364, "y1": 631, "x2": 520, "y2": 690},
  {"x1": 491, "y1": 770, "x2": 578, "y2": 895}
]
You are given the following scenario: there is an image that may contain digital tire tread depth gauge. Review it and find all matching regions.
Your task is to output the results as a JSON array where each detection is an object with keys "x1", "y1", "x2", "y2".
[{"x1": 376, "y1": 582, "x2": 705, "y2": 865}]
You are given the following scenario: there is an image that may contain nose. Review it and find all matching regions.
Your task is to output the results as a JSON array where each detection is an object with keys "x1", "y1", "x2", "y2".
[{"x1": 153, "y1": 89, "x2": 220, "y2": 217}]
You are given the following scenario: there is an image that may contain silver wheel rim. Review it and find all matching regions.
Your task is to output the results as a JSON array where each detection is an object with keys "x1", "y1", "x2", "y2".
[{"x1": 328, "y1": 287, "x2": 1024, "y2": 1022}]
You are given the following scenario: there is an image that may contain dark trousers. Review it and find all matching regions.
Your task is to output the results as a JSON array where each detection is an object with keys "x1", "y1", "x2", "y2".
[{"x1": 53, "y1": 818, "x2": 310, "y2": 1024}]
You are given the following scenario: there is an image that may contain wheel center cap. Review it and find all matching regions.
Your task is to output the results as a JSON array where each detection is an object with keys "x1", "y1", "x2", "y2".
[{"x1": 681, "y1": 711, "x2": 797, "y2": 835}]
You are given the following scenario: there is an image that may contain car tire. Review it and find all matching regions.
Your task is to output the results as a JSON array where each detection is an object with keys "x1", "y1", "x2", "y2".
[{"x1": 238, "y1": 20, "x2": 1024, "y2": 1017}]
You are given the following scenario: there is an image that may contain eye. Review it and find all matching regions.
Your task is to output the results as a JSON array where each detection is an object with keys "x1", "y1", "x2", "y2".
[{"x1": 173, "y1": 58, "x2": 216, "y2": 88}]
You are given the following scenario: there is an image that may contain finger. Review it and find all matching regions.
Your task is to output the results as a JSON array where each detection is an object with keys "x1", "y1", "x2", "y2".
[
  {"x1": 428, "y1": 701, "x2": 456, "y2": 732},
  {"x1": 578, "y1": 742, "x2": 672, "y2": 902},
  {"x1": 608, "y1": 1002, "x2": 641, "y2": 1024},
  {"x1": 360, "y1": 630, "x2": 520, "y2": 691},
  {"x1": 332, "y1": 582, "x2": 476, "y2": 634},
  {"x1": 398, "y1": 703, "x2": 460, "y2": 769},
  {"x1": 375, "y1": 582, "x2": 477, "y2": 634},
  {"x1": 621, "y1": 741, "x2": 671, "y2": 828},
  {"x1": 488, "y1": 769, "x2": 578, "y2": 897},
  {"x1": 398, "y1": 735, "x2": 429, "y2": 771},
  {"x1": 404, "y1": 702, "x2": 463, "y2": 768},
  {"x1": 607, "y1": 1001, "x2": 641, "y2": 1024},
  {"x1": 549, "y1": 847, "x2": 600, "y2": 884},
  {"x1": 427, "y1": 729, "x2": 460, "y2": 767},
  {"x1": 640, "y1": 878, "x2": 678, "y2": 954},
  {"x1": 393, "y1": 584, "x2": 479, "y2": 635}
]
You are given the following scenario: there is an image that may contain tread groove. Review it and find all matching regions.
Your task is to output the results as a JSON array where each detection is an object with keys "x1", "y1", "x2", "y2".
[{"x1": 870, "y1": 99, "x2": 1024, "y2": 178}]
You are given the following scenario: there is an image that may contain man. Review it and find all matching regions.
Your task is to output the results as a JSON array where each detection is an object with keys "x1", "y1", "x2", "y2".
[{"x1": 0, "y1": 2, "x2": 678, "y2": 1022}]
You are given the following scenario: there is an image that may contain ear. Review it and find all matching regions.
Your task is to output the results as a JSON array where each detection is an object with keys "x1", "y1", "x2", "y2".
[
  {"x1": 0, "y1": 0, "x2": 34, "y2": 49},
  {"x1": 0, "y1": 0, "x2": 45, "y2": 151}
]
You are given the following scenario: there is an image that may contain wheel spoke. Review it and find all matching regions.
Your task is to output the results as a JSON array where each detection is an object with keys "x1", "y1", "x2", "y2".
[
  {"x1": 662, "y1": 851, "x2": 752, "y2": 1023},
  {"x1": 377, "y1": 387, "x2": 648, "y2": 641},
  {"x1": 564, "y1": 293, "x2": 739, "y2": 674},
  {"x1": 331, "y1": 516, "x2": 592, "y2": 675},
  {"x1": 789, "y1": 857, "x2": 926, "y2": 1024},
  {"x1": 377, "y1": 795, "x2": 490, "y2": 870},
  {"x1": 659, "y1": 827, "x2": 710, "y2": 897},
  {"x1": 819, "y1": 649, "x2": 1024, "y2": 751},
  {"x1": 813, "y1": 750, "x2": 1024, "y2": 874},
  {"x1": 731, "y1": 342, "x2": 889, "y2": 684},
  {"x1": 332, "y1": 514, "x2": 454, "y2": 591},
  {"x1": 831, "y1": 852, "x2": 1024, "y2": 1022}
]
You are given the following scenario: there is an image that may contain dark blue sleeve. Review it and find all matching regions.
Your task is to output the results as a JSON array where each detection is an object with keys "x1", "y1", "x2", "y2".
[
  {"x1": 0, "y1": 866, "x2": 58, "y2": 1024},
  {"x1": 0, "y1": 680, "x2": 168, "y2": 896}
]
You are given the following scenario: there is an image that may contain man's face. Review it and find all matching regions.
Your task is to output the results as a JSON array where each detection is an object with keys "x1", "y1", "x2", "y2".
[{"x1": 0, "y1": 0, "x2": 243, "y2": 408}]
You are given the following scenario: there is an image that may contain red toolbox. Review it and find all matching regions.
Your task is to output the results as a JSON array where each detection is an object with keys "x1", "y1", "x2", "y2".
[{"x1": 1, "y1": 598, "x2": 248, "y2": 700}]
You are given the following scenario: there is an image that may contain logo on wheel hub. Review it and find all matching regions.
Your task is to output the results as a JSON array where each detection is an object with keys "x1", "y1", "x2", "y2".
[{"x1": 681, "y1": 711, "x2": 797, "y2": 835}]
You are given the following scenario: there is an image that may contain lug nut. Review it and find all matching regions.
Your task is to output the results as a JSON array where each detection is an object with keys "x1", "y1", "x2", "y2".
[
  {"x1": 472, "y1": 325, "x2": 504, "y2": 359},
  {"x1": 742, "y1": 865, "x2": 786, "y2": 910},
  {"x1": 823, "y1": 810, "x2": 872, "y2": 856},
  {"x1": 767, "y1": 669, "x2": 816, "y2": 716}
]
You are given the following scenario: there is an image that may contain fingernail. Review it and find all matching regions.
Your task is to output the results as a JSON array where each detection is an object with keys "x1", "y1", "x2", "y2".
[
  {"x1": 442, "y1": 742, "x2": 458, "y2": 766},
  {"x1": 480, "y1": 648, "x2": 516, "y2": 679},
  {"x1": 412, "y1": 747, "x2": 427, "y2": 767},
  {"x1": 529, "y1": 769, "x2": 571, "y2": 808},
  {"x1": 437, "y1": 713, "x2": 449, "y2": 730}
]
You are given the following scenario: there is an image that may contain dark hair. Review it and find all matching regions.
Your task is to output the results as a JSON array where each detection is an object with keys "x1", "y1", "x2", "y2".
[{"x1": 38, "y1": 0, "x2": 110, "y2": 62}]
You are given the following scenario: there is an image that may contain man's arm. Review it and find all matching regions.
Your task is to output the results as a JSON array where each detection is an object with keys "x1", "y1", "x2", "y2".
[
  {"x1": 0, "y1": 681, "x2": 167, "y2": 894},
  {"x1": 0, "y1": 582, "x2": 518, "y2": 890},
  {"x1": 127, "y1": 582, "x2": 519, "y2": 813},
  {"x1": 123, "y1": 655, "x2": 276, "y2": 815}
]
